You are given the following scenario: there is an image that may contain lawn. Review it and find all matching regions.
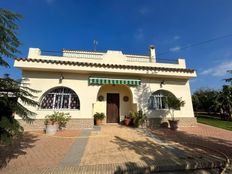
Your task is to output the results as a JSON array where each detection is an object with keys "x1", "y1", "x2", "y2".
[{"x1": 197, "y1": 115, "x2": 232, "y2": 131}]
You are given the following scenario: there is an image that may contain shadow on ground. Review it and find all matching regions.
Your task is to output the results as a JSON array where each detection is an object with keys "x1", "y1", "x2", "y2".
[
  {"x1": 0, "y1": 132, "x2": 39, "y2": 169},
  {"x1": 111, "y1": 127, "x2": 230, "y2": 173},
  {"x1": 151, "y1": 128, "x2": 232, "y2": 158}
]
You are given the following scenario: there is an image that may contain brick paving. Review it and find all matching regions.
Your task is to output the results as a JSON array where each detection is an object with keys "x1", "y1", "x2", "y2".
[
  {"x1": 151, "y1": 123, "x2": 232, "y2": 159},
  {"x1": 80, "y1": 125, "x2": 226, "y2": 171},
  {"x1": 0, "y1": 124, "x2": 231, "y2": 174},
  {"x1": 0, "y1": 130, "x2": 80, "y2": 173}
]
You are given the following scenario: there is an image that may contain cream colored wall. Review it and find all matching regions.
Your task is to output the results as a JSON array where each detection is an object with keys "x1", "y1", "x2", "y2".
[
  {"x1": 26, "y1": 48, "x2": 187, "y2": 69},
  {"x1": 131, "y1": 78, "x2": 194, "y2": 119},
  {"x1": 95, "y1": 85, "x2": 133, "y2": 121},
  {"x1": 15, "y1": 70, "x2": 195, "y2": 121},
  {"x1": 15, "y1": 48, "x2": 197, "y2": 80},
  {"x1": 15, "y1": 71, "x2": 100, "y2": 119}
]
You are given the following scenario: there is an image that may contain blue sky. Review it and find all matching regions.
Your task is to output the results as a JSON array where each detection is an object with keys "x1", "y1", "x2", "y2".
[{"x1": 1, "y1": 0, "x2": 232, "y2": 92}]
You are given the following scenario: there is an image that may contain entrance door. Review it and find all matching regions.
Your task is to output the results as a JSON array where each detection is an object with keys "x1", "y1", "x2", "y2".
[{"x1": 107, "y1": 93, "x2": 119, "y2": 123}]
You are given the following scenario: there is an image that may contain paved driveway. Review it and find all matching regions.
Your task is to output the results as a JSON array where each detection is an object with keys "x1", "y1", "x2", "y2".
[
  {"x1": 0, "y1": 124, "x2": 231, "y2": 174},
  {"x1": 80, "y1": 125, "x2": 227, "y2": 171}
]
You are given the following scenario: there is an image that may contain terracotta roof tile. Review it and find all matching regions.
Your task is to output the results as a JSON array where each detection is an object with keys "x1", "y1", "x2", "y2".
[{"x1": 15, "y1": 58, "x2": 195, "y2": 73}]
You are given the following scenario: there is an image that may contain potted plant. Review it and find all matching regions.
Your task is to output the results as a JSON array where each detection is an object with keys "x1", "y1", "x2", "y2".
[
  {"x1": 44, "y1": 112, "x2": 71, "y2": 135},
  {"x1": 129, "y1": 110, "x2": 147, "y2": 128},
  {"x1": 124, "y1": 115, "x2": 131, "y2": 126},
  {"x1": 93, "y1": 112, "x2": 105, "y2": 126},
  {"x1": 56, "y1": 112, "x2": 71, "y2": 130},
  {"x1": 165, "y1": 95, "x2": 185, "y2": 130},
  {"x1": 44, "y1": 113, "x2": 58, "y2": 135}
]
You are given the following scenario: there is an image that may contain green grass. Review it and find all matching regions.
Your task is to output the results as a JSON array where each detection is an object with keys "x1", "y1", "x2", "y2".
[{"x1": 197, "y1": 115, "x2": 232, "y2": 131}]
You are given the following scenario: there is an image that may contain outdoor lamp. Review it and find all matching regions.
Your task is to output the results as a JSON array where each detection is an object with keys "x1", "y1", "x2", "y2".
[{"x1": 59, "y1": 73, "x2": 64, "y2": 83}]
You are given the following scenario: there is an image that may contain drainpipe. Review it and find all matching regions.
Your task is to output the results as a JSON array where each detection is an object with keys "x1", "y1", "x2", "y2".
[{"x1": 149, "y1": 45, "x2": 156, "y2": 63}]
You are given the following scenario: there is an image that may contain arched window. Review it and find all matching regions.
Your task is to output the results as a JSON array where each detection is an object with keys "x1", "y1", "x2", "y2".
[
  {"x1": 40, "y1": 87, "x2": 80, "y2": 110},
  {"x1": 148, "y1": 90, "x2": 175, "y2": 110}
]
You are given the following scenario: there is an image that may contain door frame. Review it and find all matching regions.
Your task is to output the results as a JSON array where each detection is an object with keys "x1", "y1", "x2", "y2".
[{"x1": 106, "y1": 93, "x2": 120, "y2": 123}]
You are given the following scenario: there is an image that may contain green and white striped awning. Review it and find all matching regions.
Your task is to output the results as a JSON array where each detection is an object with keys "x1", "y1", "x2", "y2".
[{"x1": 89, "y1": 77, "x2": 141, "y2": 86}]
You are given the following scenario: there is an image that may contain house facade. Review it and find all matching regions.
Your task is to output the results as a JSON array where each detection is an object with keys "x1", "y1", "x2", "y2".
[{"x1": 14, "y1": 46, "x2": 197, "y2": 130}]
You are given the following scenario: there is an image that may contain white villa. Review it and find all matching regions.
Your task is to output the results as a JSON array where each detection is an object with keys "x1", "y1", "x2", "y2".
[{"x1": 14, "y1": 46, "x2": 197, "y2": 129}]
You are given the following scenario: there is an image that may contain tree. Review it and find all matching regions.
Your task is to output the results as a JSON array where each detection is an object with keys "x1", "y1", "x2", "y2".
[
  {"x1": 0, "y1": 9, "x2": 39, "y2": 144},
  {"x1": 215, "y1": 85, "x2": 232, "y2": 120},
  {"x1": 225, "y1": 70, "x2": 232, "y2": 85},
  {"x1": 0, "y1": 76, "x2": 39, "y2": 144},
  {"x1": 192, "y1": 88, "x2": 218, "y2": 113},
  {"x1": 0, "y1": 8, "x2": 22, "y2": 67},
  {"x1": 165, "y1": 95, "x2": 185, "y2": 121}
]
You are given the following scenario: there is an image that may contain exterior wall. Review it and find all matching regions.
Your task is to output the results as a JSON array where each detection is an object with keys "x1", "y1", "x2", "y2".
[
  {"x1": 131, "y1": 78, "x2": 195, "y2": 123},
  {"x1": 16, "y1": 71, "x2": 100, "y2": 121},
  {"x1": 15, "y1": 48, "x2": 197, "y2": 129},
  {"x1": 18, "y1": 118, "x2": 93, "y2": 131},
  {"x1": 94, "y1": 84, "x2": 135, "y2": 122}
]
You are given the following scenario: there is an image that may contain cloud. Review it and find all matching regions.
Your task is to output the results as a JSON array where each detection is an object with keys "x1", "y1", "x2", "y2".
[
  {"x1": 134, "y1": 28, "x2": 144, "y2": 40},
  {"x1": 139, "y1": 7, "x2": 150, "y2": 15},
  {"x1": 169, "y1": 46, "x2": 181, "y2": 52},
  {"x1": 200, "y1": 60, "x2": 232, "y2": 77}
]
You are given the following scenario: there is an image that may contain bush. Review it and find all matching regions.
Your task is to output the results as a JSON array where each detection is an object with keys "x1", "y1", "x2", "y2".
[
  {"x1": 44, "y1": 112, "x2": 71, "y2": 130},
  {"x1": 93, "y1": 112, "x2": 105, "y2": 120},
  {"x1": 129, "y1": 110, "x2": 147, "y2": 127}
]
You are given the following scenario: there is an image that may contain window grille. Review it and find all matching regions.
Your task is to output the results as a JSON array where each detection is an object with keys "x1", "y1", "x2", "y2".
[{"x1": 40, "y1": 87, "x2": 80, "y2": 110}]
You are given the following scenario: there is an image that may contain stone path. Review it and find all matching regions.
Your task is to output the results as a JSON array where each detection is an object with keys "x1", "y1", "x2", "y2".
[{"x1": 60, "y1": 129, "x2": 91, "y2": 166}]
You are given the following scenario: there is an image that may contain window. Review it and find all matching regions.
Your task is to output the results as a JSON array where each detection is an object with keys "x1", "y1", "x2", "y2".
[
  {"x1": 40, "y1": 87, "x2": 80, "y2": 110},
  {"x1": 148, "y1": 90, "x2": 174, "y2": 110}
]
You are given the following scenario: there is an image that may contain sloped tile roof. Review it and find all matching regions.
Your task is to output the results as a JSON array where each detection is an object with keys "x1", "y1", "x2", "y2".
[{"x1": 15, "y1": 58, "x2": 195, "y2": 73}]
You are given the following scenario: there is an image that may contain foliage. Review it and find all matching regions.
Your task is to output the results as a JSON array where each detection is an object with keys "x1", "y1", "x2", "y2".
[
  {"x1": 215, "y1": 85, "x2": 232, "y2": 120},
  {"x1": 224, "y1": 70, "x2": 232, "y2": 85},
  {"x1": 93, "y1": 112, "x2": 105, "y2": 120},
  {"x1": 0, "y1": 116, "x2": 24, "y2": 144},
  {"x1": 0, "y1": 77, "x2": 39, "y2": 121},
  {"x1": 192, "y1": 85, "x2": 232, "y2": 120},
  {"x1": 0, "y1": 8, "x2": 22, "y2": 67},
  {"x1": 44, "y1": 112, "x2": 71, "y2": 130},
  {"x1": 0, "y1": 77, "x2": 39, "y2": 144},
  {"x1": 165, "y1": 95, "x2": 185, "y2": 121},
  {"x1": 129, "y1": 110, "x2": 147, "y2": 127},
  {"x1": 192, "y1": 88, "x2": 218, "y2": 113}
]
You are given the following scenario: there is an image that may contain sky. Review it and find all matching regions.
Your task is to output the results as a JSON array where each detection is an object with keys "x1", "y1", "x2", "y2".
[{"x1": 1, "y1": 0, "x2": 232, "y2": 92}]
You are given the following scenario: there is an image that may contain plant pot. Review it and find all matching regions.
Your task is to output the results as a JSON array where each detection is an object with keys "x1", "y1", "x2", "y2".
[
  {"x1": 96, "y1": 119, "x2": 102, "y2": 126},
  {"x1": 168, "y1": 120, "x2": 179, "y2": 131},
  {"x1": 124, "y1": 118, "x2": 131, "y2": 126},
  {"x1": 46, "y1": 124, "x2": 58, "y2": 135}
]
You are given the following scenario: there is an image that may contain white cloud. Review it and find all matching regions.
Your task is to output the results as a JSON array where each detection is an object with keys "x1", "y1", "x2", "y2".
[
  {"x1": 169, "y1": 46, "x2": 181, "y2": 52},
  {"x1": 200, "y1": 60, "x2": 232, "y2": 77},
  {"x1": 134, "y1": 28, "x2": 144, "y2": 40}
]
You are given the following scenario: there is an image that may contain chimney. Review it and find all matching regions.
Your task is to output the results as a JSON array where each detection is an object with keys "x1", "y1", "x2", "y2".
[{"x1": 149, "y1": 45, "x2": 156, "y2": 62}]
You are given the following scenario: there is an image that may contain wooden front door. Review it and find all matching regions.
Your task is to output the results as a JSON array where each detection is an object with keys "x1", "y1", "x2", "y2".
[{"x1": 107, "y1": 93, "x2": 119, "y2": 123}]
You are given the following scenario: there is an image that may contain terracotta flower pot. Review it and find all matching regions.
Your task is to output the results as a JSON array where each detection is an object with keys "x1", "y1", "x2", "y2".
[
  {"x1": 168, "y1": 120, "x2": 179, "y2": 131},
  {"x1": 96, "y1": 119, "x2": 102, "y2": 126},
  {"x1": 124, "y1": 118, "x2": 131, "y2": 126}
]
